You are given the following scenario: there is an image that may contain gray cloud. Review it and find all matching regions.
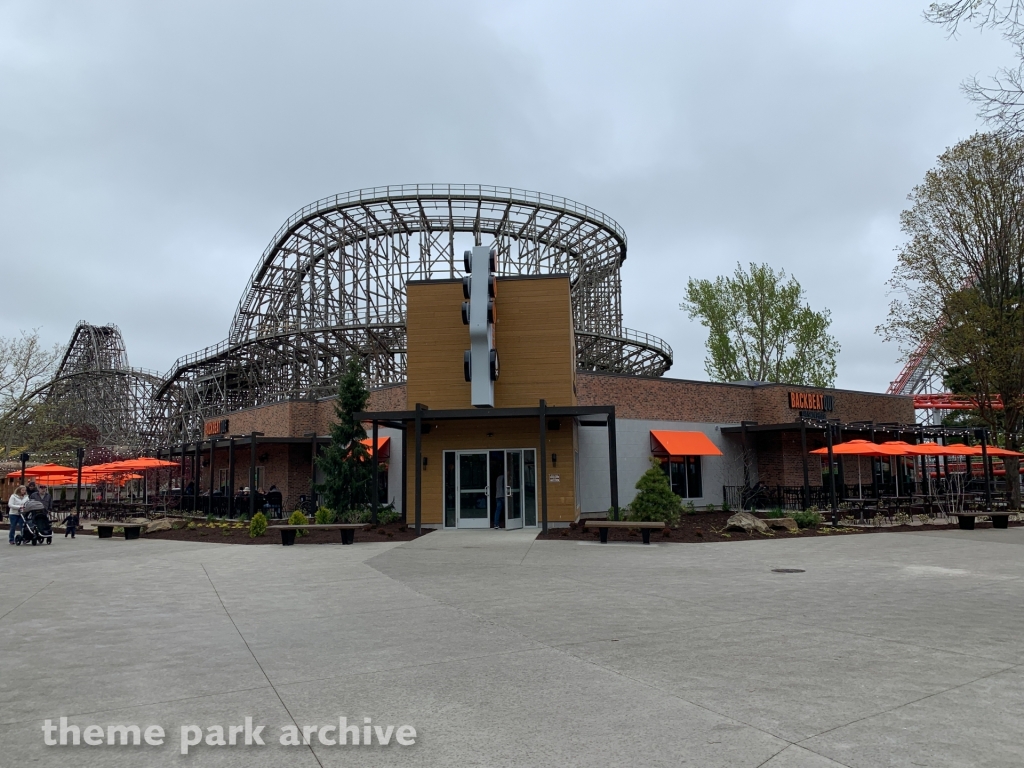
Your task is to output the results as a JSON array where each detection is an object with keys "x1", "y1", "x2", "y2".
[{"x1": 0, "y1": 0, "x2": 1010, "y2": 391}]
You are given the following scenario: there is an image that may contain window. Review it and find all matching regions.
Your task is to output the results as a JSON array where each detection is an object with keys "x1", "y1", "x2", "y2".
[{"x1": 661, "y1": 456, "x2": 702, "y2": 498}]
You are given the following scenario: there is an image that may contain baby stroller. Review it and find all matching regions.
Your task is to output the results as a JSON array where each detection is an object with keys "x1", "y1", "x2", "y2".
[{"x1": 16, "y1": 499, "x2": 52, "y2": 546}]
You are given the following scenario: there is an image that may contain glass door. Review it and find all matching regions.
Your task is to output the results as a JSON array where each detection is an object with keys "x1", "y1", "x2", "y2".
[
  {"x1": 457, "y1": 452, "x2": 490, "y2": 528},
  {"x1": 505, "y1": 450, "x2": 523, "y2": 529}
]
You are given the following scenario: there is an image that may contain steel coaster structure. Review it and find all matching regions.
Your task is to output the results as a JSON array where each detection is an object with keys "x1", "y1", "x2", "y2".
[
  {"x1": 887, "y1": 327, "x2": 1009, "y2": 421},
  {"x1": 158, "y1": 184, "x2": 674, "y2": 442},
  {"x1": 11, "y1": 322, "x2": 168, "y2": 452}
]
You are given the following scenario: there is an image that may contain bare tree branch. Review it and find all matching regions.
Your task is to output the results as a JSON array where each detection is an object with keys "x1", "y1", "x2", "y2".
[
  {"x1": 0, "y1": 329, "x2": 61, "y2": 413},
  {"x1": 927, "y1": 1, "x2": 1024, "y2": 131}
]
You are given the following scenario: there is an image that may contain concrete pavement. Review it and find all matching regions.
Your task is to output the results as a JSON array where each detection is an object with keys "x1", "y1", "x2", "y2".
[{"x1": 1, "y1": 526, "x2": 1022, "y2": 766}]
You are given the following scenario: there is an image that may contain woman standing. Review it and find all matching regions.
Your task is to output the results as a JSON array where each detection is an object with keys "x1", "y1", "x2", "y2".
[{"x1": 8, "y1": 485, "x2": 27, "y2": 544}]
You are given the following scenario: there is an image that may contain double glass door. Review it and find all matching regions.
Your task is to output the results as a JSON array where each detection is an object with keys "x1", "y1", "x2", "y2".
[{"x1": 446, "y1": 449, "x2": 537, "y2": 529}]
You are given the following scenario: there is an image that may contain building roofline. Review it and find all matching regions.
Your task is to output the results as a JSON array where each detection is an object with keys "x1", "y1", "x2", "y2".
[{"x1": 577, "y1": 370, "x2": 911, "y2": 400}]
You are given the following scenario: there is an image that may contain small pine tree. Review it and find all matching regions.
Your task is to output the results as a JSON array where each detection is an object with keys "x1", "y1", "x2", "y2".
[
  {"x1": 314, "y1": 506, "x2": 337, "y2": 525},
  {"x1": 316, "y1": 358, "x2": 373, "y2": 515},
  {"x1": 249, "y1": 512, "x2": 267, "y2": 538},
  {"x1": 288, "y1": 509, "x2": 310, "y2": 536},
  {"x1": 629, "y1": 458, "x2": 683, "y2": 525}
]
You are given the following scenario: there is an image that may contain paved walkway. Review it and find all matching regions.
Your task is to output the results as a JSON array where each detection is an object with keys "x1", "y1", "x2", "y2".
[{"x1": 2, "y1": 527, "x2": 1022, "y2": 766}]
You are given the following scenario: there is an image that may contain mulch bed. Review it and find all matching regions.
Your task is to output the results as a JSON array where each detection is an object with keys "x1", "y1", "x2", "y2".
[
  {"x1": 535, "y1": 511, "x2": 1024, "y2": 544},
  {"x1": 2, "y1": 520, "x2": 431, "y2": 545}
]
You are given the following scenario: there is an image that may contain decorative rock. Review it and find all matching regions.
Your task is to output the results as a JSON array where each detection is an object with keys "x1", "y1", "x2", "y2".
[
  {"x1": 725, "y1": 511, "x2": 770, "y2": 534},
  {"x1": 145, "y1": 519, "x2": 173, "y2": 533}
]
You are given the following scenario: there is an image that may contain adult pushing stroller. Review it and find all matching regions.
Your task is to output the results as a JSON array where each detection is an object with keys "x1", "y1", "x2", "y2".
[{"x1": 15, "y1": 499, "x2": 52, "y2": 546}]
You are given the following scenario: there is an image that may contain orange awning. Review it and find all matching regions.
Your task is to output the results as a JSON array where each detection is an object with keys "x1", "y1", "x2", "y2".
[
  {"x1": 650, "y1": 430, "x2": 722, "y2": 457},
  {"x1": 360, "y1": 436, "x2": 391, "y2": 460}
]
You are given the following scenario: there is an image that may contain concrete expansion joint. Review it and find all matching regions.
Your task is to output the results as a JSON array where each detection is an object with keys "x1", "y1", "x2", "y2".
[
  {"x1": 200, "y1": 563, "x2": 328, "y2": 768},
  {"x1": 0, "y1": 580, "x2": 54, "y2": 624},
  {"x1": 793, "y1": 662, "x2": 1022, "y2": 746},
  {"x1": 366, "y1": 562, "x2": 798, "y2": 748},
  {"x1": 753, "y1": 744, "x2": 856, "y2": 768}
]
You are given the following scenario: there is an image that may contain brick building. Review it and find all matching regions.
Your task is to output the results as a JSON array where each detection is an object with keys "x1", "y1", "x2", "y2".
[{"x1": 168, "y1": 271, "x2": 913, "y2": 527}]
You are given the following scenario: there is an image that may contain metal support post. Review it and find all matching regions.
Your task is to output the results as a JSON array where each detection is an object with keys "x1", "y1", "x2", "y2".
[
  {"x1": 249, "y1": 432, "x2": 263, "y2": 519},
  {"x1": 980, "y1": 428, "x2": 993, "y2": 512},
  {"x1": 401, "y1": 425, "x2": 408, "y2": 525},
  {"x1": 608, "y1": 407, "x2": 619, "y2": 521},
  {"x1": 414, "y1": 404, "x2": 423, "y2": 535},
  {"x1": 227, "y1": 437, "x2": 235, "y2": 518},
  {"x1": 799, "y1": 423, "x2": 810, "y2": 510},
  {"x1": 75, "y1": 446, "x2": 84, "y2": 517},
  {"x1": 539, "y1": 399, "x2": 548, "y2": 532},
  {"x1": 372, "y1": 421, "x2": 379, "y2": 525},
  {"x1": 208, "y1": 438, "x2": 216, "y2": 515},
  {"x1": 827, "y1": 423, "x2": 838, "y2": 527}
]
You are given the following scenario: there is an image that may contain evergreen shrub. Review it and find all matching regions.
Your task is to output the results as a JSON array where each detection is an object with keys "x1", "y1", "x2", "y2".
[
  {"x1": 249, "y1": 512, "x2": 267, "y2": 538},
  {"x1": 627, "y1": 459, "x2": 682, "y2": 525}
]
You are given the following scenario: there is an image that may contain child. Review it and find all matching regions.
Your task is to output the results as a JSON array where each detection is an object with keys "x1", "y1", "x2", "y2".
[{"x1": 62, "y1": 511, "x2": 79, "y2": 539}]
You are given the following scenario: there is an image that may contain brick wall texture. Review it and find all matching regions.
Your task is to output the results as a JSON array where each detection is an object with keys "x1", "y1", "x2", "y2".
[
  {"x1": 205, "y1": 372, "x2": 910, "y2": 509},
  {"x1": 576, "y1": 372, "x2": 914, "y2": 425},
  {"x1": 575, "y1": 372, "x2": 913, "y2": 491}
]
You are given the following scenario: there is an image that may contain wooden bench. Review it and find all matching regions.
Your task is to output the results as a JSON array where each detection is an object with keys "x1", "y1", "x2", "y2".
[
  {"x1": 267, "y1": 523, "x2": 368, "y2": 545},
  {"x1": 584, "y1": 520, "x2": 665, "y2": 544},
  {"x1": 94, "y1": 522, "x2": 144, "y2": 540},
  {"x1": 949, "y1": 512, "x2": 1012, "y2": 530}
]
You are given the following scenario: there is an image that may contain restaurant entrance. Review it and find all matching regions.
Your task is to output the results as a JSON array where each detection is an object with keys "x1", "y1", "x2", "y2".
[{"x1": 447, "y1": 449, "x2": 537, "y2": 529}]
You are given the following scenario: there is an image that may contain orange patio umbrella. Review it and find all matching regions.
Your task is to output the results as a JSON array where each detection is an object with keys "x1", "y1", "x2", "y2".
[
  {"x1": 809, "y1": 440, "x2": 888, "y2": 498},
  {"x1": 812, "y1": 440, "x2": 913, "y2": 496},
  {"x1": 5, "y1": 463, "x2": 76, "y2": 479},
  {"x1": 874, "y1": 442, "x2": 916, "y2": 497},
  {"x1": 808, "y1": 439, "x2": 883, "y2": 456},
  {"x1": 904, "y1": 442, "x2": 969, "y2": 456},
  {"x1": 959, "y1": 445, "x2": 1024, "y2": 457},
  {"x1": 872, "y1": 440, "x2": 913, "y2": 455},
  {"x1": 91, "y1": 459, "x2": 174, "y2": 471}
]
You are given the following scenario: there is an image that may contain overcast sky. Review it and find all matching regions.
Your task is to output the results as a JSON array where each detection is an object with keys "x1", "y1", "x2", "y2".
[{"x1": 0, "y1": 0, "x2": 1009, "y2": 392}]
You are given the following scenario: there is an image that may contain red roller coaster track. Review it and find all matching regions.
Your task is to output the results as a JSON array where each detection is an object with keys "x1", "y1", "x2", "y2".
[
  {"x1": 889, "y1": 336, "x2": 1004, "y2": 411},
  {"x1": 912, "y1": 393, "x2": 1004, "y2": 410}
]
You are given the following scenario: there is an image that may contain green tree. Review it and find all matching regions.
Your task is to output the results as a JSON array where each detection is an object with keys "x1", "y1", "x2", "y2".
[
  {"x1": 879, "y1": 132, "x2": 1024, "y2": 507},
  {"x1": 628, "y1": 459, "x2": 682, "y2": 525},
  {"x1": 681, "y1": 262, "x2": 839, "y2": 386},
  {"x1": 315, "y1": 358, "x2": 372, "y2": 515}
]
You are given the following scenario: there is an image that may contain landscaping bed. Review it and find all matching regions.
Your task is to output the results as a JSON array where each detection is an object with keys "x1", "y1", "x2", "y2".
[
  {"x1": 535, "y1": 511, "x2": 1024, "y2": 543},
  {"x1": 2, "y1": 520, "x2": 430, "y2": 544}
]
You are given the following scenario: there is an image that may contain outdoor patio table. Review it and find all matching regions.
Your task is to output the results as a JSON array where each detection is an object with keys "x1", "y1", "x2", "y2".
[
  {"x1": 880, "y1": 496, "x2": 914, "y2": 509},
  {"x1": 842, "y1": 498, "x2": 876, "y2": 521}
]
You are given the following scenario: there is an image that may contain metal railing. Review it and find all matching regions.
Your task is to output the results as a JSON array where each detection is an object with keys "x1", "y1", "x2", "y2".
[
  {"x1": 159, "y1": 314, "x2": 408, "y2": 390},
  {"x1": 231, "y1": 184, "x2": 629, "y2": 340}
]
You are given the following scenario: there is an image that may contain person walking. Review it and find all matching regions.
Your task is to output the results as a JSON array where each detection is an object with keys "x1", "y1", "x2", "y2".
[
  {"x1": 62, "y1": 510, "x2": 79, "y2": 538},
  {"x1": 493, "y1": 471, "x2": 504, "y2": 529},
  {"x1": 30, "y1": 483, "x2": 52, "y2": 513},
  {"x1": 8, "y1": 485, "x2": 28, "y2": 544}
]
